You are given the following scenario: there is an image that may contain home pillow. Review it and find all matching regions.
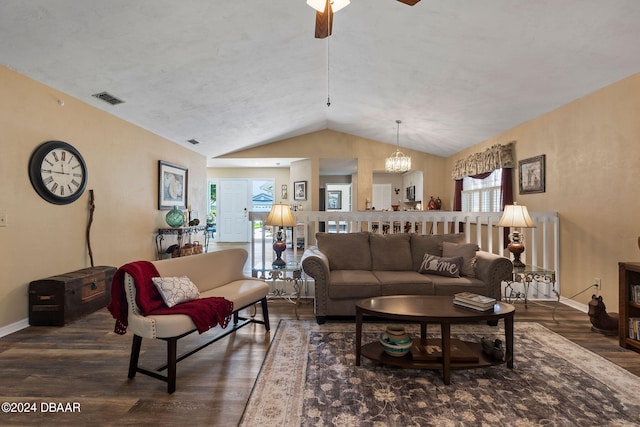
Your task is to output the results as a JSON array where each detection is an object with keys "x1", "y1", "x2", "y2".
[
  {"x1": 442, "y1": 241, "x2": 478, "y2": 278},
  {"x1": 418, "y1": 254, "x2": 463, "y2": 278},
  {"x1": 410, "y1": 233, "x2": 466, "y2": 271},
  {"x1": 151, "y1": 276, "x2": 200, "y2": 308}
]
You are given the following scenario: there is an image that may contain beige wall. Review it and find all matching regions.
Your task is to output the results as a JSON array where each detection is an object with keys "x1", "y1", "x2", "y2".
[
  {"x1": 0, "y1": 66, "x2": 207, "y2": 330},
  {"x1": 446, "y1": 72, "x2": 640, "y2": 307}
]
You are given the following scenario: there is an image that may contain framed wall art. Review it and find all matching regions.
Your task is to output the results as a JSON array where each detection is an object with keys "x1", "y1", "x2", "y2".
[
  {"x1": 281, "y1": 184, "x2": 288, "y2": 200},
  {"x1": 327, "y1": 190, "x2": 342, "y2": 210},
  {"x1": 519, "y1": 155, "x2": 545, "y2": 194},
  {"x1": 158, "y1": 160, "x2": 188, "y2": 209},
  {"x1": 294, "y1": 181, "x2": 307, "y2": 201}
]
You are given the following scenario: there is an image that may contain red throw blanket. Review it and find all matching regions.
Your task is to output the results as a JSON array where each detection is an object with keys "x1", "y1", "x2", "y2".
[{"x1": 107, "y1": 260, "x2": 234, "y2": 335}]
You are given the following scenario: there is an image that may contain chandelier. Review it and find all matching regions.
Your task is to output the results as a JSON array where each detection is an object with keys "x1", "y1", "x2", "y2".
[{"x1": 385, "y1": 120, "x2": 411, "y2": 173}]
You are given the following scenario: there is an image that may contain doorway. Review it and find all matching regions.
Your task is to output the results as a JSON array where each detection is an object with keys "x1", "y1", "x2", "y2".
[
  {"x1": 216, "y1": 179, "x2": 251, "y2": 242},
  {"x1": 215, "y1": 178, "x2": 275, "y2": 243}
]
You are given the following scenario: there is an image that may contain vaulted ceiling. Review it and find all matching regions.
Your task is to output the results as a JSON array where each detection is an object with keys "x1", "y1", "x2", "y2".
[{"x1": 2, "y1": 1, "x2": 640, "y2": 168}]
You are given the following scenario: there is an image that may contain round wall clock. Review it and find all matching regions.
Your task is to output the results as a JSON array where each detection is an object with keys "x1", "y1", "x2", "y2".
[{"x1": 28, "y1": 140, "x2": 88, "y2": 205}]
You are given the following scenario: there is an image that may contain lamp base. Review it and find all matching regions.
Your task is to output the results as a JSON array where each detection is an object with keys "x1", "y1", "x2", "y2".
[
  {"x1": 272, "y1": 258, "x2": 286, "y2": 268},
  {"x1": 272, "y1": 237, "x2": 287, "y2": 269},
  {"x1": 508, "y1": 242, "x2": 525, "y2": 269}
]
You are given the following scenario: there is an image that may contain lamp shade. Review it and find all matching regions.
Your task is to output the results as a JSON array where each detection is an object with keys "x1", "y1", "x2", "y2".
[
  {"x1": 265, "y1": 203, "x2": 296, "y2": 228},
  {"x1": 307, "y1": 0, "x2": 350, "y2": 12},
  {"x1": 496, "y1": 203, "x2": 535, "y2": 228}
]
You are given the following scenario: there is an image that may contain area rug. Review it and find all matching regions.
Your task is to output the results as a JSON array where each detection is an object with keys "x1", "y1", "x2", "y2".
[{"x1": 240, "y1": 321, "x2": 640, "y2": 426}]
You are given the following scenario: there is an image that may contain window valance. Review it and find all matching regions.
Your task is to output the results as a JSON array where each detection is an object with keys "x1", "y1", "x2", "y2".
[{"x1": 451, "y1": 142, "x2": 515, "y2": 180}]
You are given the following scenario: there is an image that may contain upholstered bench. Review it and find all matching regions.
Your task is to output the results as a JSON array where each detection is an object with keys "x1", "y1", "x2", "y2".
[{"x1": 110, "y1": 248, "x2": 269, "y2": 393}]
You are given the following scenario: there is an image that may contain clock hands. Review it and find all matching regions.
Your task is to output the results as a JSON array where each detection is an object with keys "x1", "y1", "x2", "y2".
[{"x1": 42, "y1": 169, "x2": 70, "y2": 175}]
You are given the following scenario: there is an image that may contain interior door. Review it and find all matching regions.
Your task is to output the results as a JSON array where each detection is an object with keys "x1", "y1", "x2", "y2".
[{"x1": 217, "y1": 179, "x2": 250, "y2": 242}]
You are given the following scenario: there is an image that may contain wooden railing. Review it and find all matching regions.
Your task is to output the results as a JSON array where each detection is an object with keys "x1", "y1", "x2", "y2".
[{"x1": 250, "y1": 210, "x2": 560, "y2": 297}]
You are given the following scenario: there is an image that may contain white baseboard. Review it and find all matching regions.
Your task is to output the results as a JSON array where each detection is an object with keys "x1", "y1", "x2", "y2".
[
  {"x1": 559, "y1": 298, "x2": 588, "y2": 313},
  {"x1": 0, "y1": 318, "x2": 29, "y2": 338}
]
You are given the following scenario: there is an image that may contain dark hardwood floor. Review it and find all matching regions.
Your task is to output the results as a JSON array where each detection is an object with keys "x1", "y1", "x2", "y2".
[{"x1": 1, "y1": 299, "x2": 640, "y2": 426}]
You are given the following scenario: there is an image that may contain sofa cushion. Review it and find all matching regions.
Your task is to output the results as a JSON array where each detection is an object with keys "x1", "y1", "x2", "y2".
[
  {"x1": 418, "y1": 254, "x2": 463, "y2": 277},
  {"x1": 151, "y1": 276, "x2": 200, "y2": 308},
  {"x1": 430, "y1": 276, "x2": 488, "y2": 296},
  {"x1": 443, "y1": 241, "x2": 478, "y2": 278},
  {"x1": 373, "y1": 271, "x2": 435, "y2": 295},
  {"x1": 410, "y1": 233, "x2": 466, "y2": 271},
  {"x1": 316, "y1": 232, "x2": 372, "y2": 271},
  {"x1": 370, "y1": 233, "x2": 412, "y2": 271},
  {"x1": 327, "y1": 270, "x2": 380, "y2": 299}
]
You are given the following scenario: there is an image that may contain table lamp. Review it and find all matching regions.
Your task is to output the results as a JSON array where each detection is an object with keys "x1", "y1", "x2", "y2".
[
  {"x1": 265, "y1": 203, "x2": 296, "y2": 268},
  {"x1": 496, "y1": 203, "x2": 535, "y2": 268}
]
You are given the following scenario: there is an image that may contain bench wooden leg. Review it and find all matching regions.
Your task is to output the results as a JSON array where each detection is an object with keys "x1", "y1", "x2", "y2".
[
  {"x1": 128, "y1": 335, "x2": 142, "y2": 379},
  {"x1": 261, "y1": 297, "x2": 270, "y2": 331},
  {"x1": 167, "y1": 338, "x2": 177, "y2": 394}
]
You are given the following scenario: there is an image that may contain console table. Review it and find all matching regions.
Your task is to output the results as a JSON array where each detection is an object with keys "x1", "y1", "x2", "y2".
[{"x1": 155, "y1": 225, "x2": 208, "y2": 259}]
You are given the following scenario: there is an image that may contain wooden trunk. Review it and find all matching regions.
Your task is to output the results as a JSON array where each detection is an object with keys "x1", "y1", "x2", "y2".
[{"x1": 28, "y1": 266, "x2": 116, "y2": 326}]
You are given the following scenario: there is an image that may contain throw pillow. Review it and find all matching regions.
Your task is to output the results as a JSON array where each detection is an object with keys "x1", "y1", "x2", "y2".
[
  {"x1": 151, "y1": 276, "x2": 200, "y2": 308},
  {"x1": 442, "y1": 241, "x2": 478, "y2": 278},
  {"x1": 418, "y1": 254, "x2": 463, "y2": 278},
  {"x1": 410, "y1": 233, "x2": 466, "y2": 271}
]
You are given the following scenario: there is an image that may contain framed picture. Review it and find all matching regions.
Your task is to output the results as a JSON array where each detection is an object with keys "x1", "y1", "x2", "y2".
[
  {"x1": 519, "y1": 155, "x2": 545, "y2": 194},
  {"x1": 294, "y1": 181, "x2": 307, "y2": 201},
  {"x1": 281, "y1": 184, "x2": 288, "y2": 200},
  {"x1": 327, "y1": 190, "x2": 342, "y2": 210},
  {"x1": 158, "y1": 160, "x2": 188, "y2": 210}
]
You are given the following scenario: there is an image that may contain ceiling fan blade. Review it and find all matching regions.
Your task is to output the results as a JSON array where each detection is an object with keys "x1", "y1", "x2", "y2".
[
  {"x1": 397, "y1": 0, "x2": 421, "y2": 5},
  {"x1": 314, "y1": 2, "x2": 333, "y2": 39}
]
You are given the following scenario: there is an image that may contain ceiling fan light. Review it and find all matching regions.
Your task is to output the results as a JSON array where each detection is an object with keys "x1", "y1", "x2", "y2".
[{"x1": 306, "y1": 0, "x2": 350, "y2": 13}]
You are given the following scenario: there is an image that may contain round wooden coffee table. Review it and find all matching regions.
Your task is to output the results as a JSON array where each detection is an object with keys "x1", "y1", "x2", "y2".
[{"x1": 355, "y1": 295, "x2": 515, "y2": 385}]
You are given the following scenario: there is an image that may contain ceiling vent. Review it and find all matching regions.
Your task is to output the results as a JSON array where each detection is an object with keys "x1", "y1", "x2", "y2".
[
  {"x1": 92, "y1": 91, "x2": 124, "y2": 105},
  {"x1": 187, "y1": 139, "x2": 200, "y2": 145}
]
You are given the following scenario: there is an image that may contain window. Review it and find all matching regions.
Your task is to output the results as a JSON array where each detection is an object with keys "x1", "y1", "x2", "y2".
[
  {"x1": 461, "y1": 169, "x2": 503, "y2": 212},
  {"x1": 251, "y1": 179, "x2": 274, "y2": 212}
]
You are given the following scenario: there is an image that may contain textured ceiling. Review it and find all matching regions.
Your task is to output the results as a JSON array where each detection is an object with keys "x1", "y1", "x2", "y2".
[{"x1": 2, "y1": 1, "x2": 640, "y2": 168}]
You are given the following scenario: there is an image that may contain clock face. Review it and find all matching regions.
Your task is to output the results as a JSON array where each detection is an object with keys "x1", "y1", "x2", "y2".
[{"x1": 29, "y1": 141, "x2": 88, "y2": 205}]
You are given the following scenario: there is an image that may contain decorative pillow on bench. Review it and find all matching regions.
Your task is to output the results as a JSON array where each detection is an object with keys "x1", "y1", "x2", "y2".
[
  {"x1": 152, "y1": 276, "x2": 201, "y2": 307},
  {"x1": 418, "y1": 254, "x2": 463, "y2": 277}
]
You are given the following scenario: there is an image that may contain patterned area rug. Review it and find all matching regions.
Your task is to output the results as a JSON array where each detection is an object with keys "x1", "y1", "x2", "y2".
[{"x1": 240, "y1": 321, "x2": 640, "y2": 426}]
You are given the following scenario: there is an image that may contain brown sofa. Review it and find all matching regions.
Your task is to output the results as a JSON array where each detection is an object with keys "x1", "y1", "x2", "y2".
[{"x1": 301, "y1": 232, "x2": 513, "y2": 323}]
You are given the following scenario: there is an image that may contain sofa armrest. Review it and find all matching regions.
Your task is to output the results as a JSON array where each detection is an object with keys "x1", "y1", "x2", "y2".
[
  {"x1": 301, "y1": 246, "x2": 331, "y2": 318},
  {"x1": 475, "y1": 251, "x2": 513, "y2": 301}
]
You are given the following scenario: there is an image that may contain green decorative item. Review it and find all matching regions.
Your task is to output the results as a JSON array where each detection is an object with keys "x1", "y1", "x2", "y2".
[{"x1": 165, "y1": 206, "x2": 185, "y2": 228}]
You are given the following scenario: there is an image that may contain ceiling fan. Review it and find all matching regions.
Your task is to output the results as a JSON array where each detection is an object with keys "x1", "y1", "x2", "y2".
[{"x1": 308, "y1": 0, "x2": 421, "y2": 39}]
